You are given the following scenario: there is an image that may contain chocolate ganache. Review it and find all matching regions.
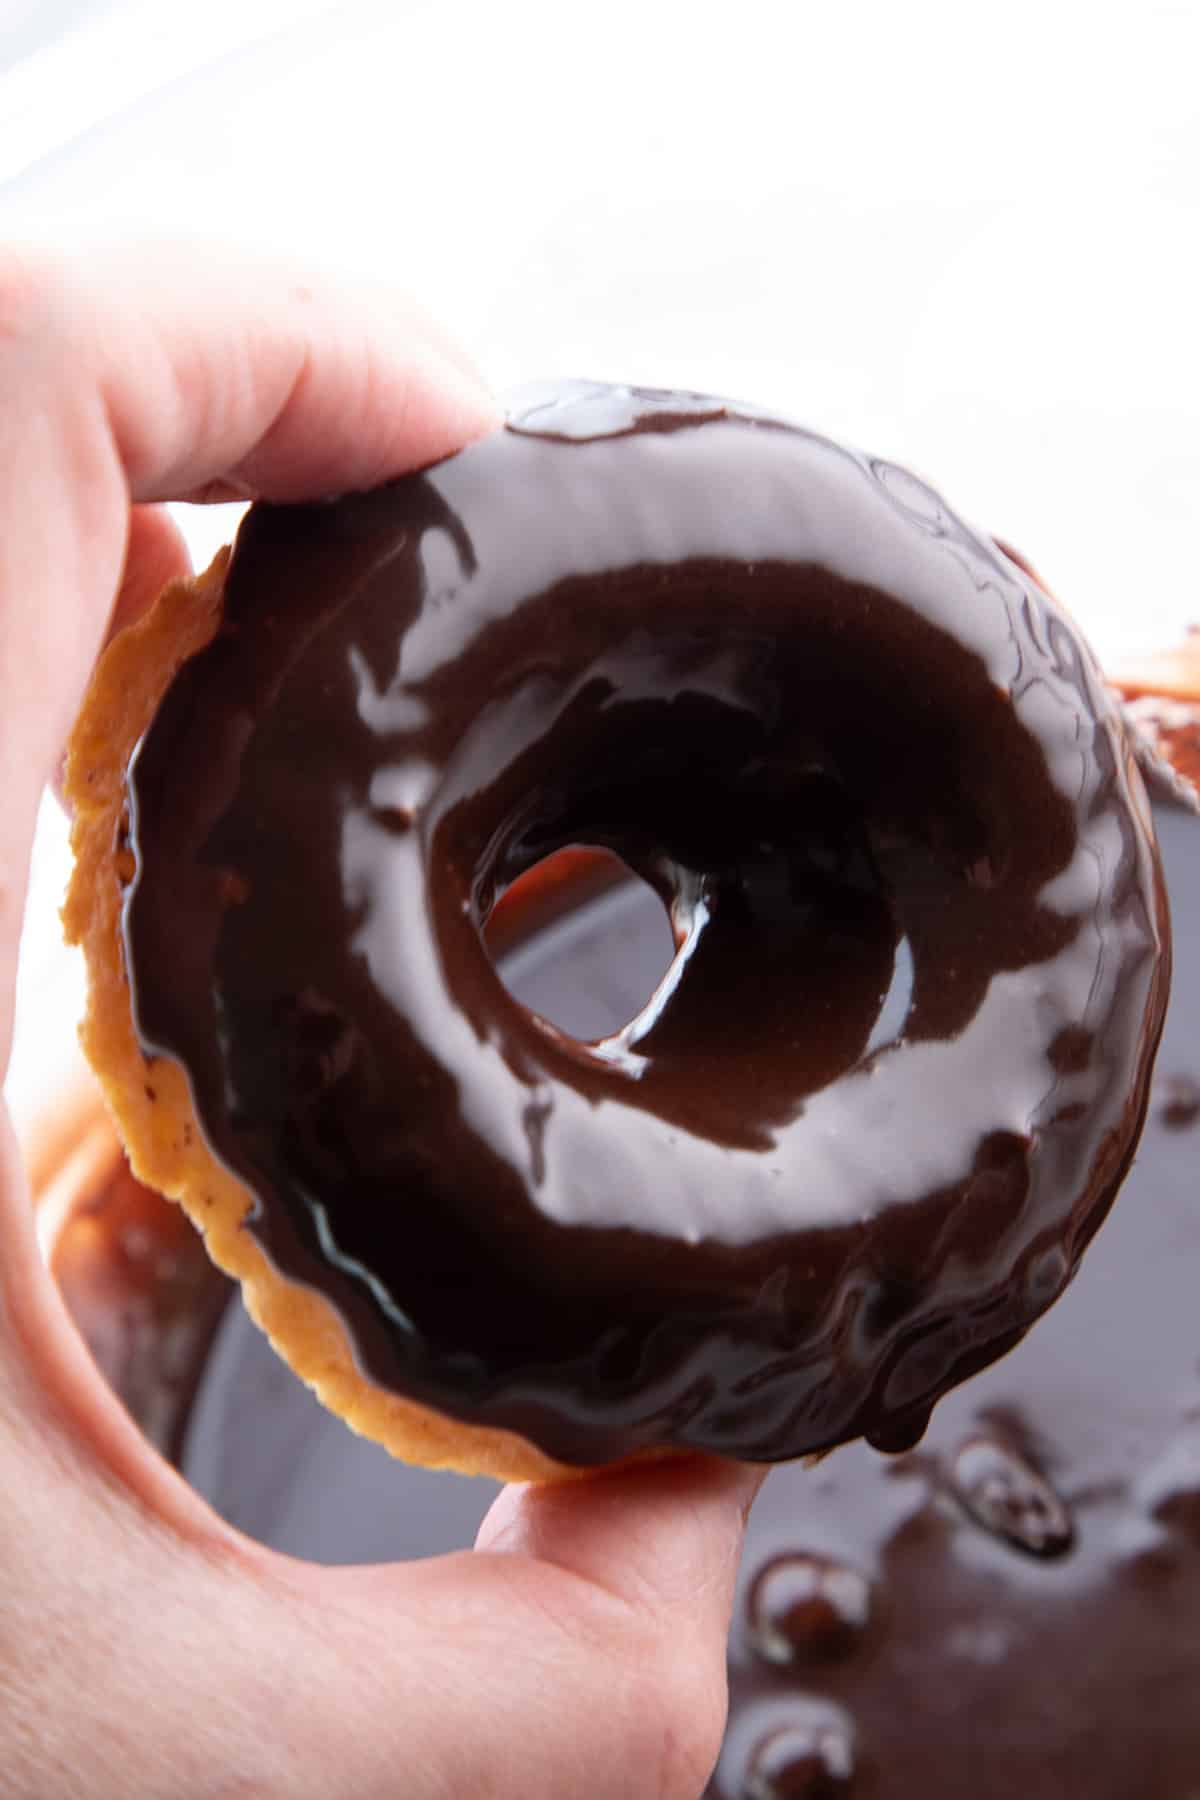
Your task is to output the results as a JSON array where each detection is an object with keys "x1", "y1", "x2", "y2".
[{"x1": 123, "y1": 381, "x2": 1169, "y2": 1466}]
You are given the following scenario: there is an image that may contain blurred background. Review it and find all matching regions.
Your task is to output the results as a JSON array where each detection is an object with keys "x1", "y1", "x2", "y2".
[{"x1": 2, "y1": 0, "x2": 1197, "y2": 1558}]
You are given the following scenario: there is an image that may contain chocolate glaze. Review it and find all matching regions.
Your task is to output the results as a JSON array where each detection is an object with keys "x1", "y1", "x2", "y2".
[{"x1": 124, "y1": 381, "x2": 1169, "y2": 1465}]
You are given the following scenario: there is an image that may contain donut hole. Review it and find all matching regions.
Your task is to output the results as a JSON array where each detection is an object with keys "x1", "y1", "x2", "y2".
[{"x1": 484, "y1": 845, "x2": 676, "y2": 1040}]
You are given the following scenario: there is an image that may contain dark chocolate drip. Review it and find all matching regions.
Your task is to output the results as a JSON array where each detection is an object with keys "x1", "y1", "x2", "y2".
[{"x1": 124, "y1": 382, "x2": 1169, "y2": 1465}]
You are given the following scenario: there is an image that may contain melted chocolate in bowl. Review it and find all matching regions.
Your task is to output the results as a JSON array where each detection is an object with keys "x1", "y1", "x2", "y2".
[{"x1": 174, "y1": 804, "x2": 1200, "y2": 1797}]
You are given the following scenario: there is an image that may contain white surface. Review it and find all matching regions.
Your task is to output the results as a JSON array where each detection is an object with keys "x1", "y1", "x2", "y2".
[
  {"x1": 4, "y1": 0, "x2": 1200, "y2": 1121},
  {"x1": 0, "y1": 0, "x2": 339, "y2": 184}
]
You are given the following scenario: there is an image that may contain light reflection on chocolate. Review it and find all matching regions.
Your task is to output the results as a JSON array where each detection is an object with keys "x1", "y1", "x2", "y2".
[
  {"x1": 1160, "y1": 1073, "x2": 1200, "y2": 1130},
  {"x1": 745, "y1": 1552, "x2": 873, "y2": 1666}
]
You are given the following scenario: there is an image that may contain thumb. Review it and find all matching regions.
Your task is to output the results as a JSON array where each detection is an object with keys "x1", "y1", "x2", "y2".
[
  {"x1": 52, "y1": 504, "x2": 193, "y2": 805},
  {"x1": 262, "y1": 1456, "x2": 764, "y2": 1800},
  {"x1": 478, "y1": 1454, "x2": 763, "y2": 1653},
  {"x1": 106, "y1": 503, "x2": 193, "y2": 645}
]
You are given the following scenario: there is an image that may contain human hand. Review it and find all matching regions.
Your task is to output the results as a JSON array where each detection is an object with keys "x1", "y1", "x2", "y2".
[{"x1": 0, "y1": 245, "x2": 761, "y2": 1799}]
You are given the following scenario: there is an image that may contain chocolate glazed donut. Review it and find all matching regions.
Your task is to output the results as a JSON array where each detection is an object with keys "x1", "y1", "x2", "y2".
[{"x1": 123, "y1": 381, "x2": 1169, "y2": 1467}]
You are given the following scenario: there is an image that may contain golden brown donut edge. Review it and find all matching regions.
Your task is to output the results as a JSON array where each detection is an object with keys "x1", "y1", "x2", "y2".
[{"x1": 61, "y1": 551, "x2": 585, "y2": 1485}]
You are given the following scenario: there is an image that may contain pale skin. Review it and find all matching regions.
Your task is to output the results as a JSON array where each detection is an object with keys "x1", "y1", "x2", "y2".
[{"x1": 0, "y1": 245, "x2": 763, "y2": 1799}]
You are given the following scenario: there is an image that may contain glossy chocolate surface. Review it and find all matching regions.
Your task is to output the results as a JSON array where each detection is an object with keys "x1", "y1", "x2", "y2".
[{"x1": 124, "y1": 381, "x2": 1168, "y2": 1464}]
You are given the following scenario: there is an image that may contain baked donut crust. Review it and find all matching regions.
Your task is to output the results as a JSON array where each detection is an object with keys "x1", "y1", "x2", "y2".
[{"x1": 63, "y1": 552, "x2": 575, "y2": 1482}]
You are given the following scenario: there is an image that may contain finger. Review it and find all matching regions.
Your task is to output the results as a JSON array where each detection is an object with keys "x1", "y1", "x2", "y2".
[
  {"x1": 450, "y1": 1457, "x2": 767, "y2": 1796},
  {"x1": 478, "y1": 1454, "x2": 764, "y2": 1629},
  {"x1": 108, "y1": 504, "x2": 193, "y2": 640},
  {"x1": 241, "y1": 1458, "x2": 764, "y2": 1799},
  {"x1": 4, "y1": 1469, "x2": 738, "y2": 1800},
  {"x1": 49, "y1": 506, "x2": 193, "y2": 808},
  {"x1": 0, "y1": 241, "x2": 498, "y2": 1063},
  {"x1": 7, "y1": 241, "x2": 500, "y2": 505}
]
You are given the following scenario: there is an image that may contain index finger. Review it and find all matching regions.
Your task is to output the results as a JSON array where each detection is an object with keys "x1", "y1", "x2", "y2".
[
  {"x1": 2, "y1": 241, "x2": 499, "y2": 505},
  {"x1": 0, "y1": 240, "x2": 499, "y2": 1057}
]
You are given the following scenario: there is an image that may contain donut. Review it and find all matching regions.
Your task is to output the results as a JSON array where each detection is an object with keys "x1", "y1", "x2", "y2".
[{"x1": 63, "y1": 380, "x2": 1170, "y2": 1481}]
